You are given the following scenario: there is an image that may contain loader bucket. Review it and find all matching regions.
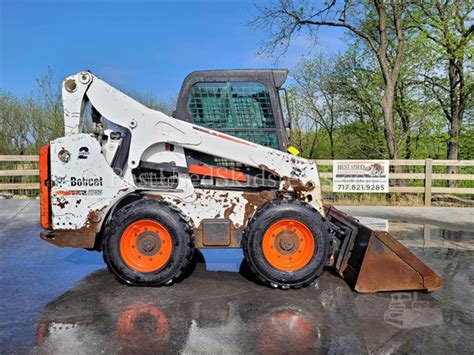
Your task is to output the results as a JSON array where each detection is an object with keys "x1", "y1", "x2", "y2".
[{"x1": 325, "y1": 206, "x2": 442, "y2": 293}]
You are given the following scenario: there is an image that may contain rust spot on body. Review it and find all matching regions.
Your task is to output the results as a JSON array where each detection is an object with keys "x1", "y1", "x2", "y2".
[
  {"x1": 55, "y1": 198, "x2": 69, "y2": 209},
  {"x1": 259, "y1": 164, "x2": 279, "y2": 177},
  {"x1": 45, "y1": 208, "x2": 106, "y2": 248},
  {"x1": 286, "y1": 178, "x2": 306, "y2": 192},
  {"x1": 143, "y1": 194, "x2": 164, "y2": 201},
  {"x1": 224, "y1": 203, "x2": 236, "y2": 218},
  {"x1": 242, "y1": 190, "x2": 277, "y2": 223}
]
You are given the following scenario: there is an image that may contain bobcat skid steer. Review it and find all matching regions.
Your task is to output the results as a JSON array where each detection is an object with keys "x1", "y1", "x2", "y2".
[{"x1": 39, "y1": 70, "x2": 442, "y2": 292}]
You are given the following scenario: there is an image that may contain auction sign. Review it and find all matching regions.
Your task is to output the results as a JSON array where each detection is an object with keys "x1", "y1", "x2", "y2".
[{"x1": 332, "y1": 160, "x2": 389, "y2": 193}]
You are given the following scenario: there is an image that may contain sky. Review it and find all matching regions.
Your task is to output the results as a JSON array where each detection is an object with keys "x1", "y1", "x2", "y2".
[{"x1": 1, "y1": 0, "x2": 347, "y2": 102}]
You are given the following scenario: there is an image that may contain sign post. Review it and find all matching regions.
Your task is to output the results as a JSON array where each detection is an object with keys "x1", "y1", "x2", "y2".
[{"x1": 333, "y1": 160, "x2": 389, "y2": 193}]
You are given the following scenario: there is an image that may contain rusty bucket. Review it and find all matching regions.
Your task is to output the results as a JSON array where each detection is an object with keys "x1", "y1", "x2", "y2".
[{"x1": 325, "y1": 206, "x2": 443, "y2": 293}]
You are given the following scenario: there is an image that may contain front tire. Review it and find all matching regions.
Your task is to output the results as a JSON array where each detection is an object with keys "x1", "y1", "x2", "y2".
[
  {"x1": 102, "y1": 199, "x2": 194, "y2": 286},
  {"x1": 242, "y1": 200, "x2": 330, "y2": 289}
]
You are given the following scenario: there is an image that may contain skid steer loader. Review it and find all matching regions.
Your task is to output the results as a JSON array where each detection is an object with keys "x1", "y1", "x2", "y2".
[{"x1": 39, "y1": 70, "x2": 442, "y2": 292}]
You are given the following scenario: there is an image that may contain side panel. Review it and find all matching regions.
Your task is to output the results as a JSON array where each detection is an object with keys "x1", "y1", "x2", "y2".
[{"x1": 49, "y1": 134, "x2": 134, "y2": 233}]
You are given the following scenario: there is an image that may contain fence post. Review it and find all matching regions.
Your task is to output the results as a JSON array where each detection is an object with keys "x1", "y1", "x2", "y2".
[{"x1": 424, "y1": 159, "x2": 433, "y2": 206}]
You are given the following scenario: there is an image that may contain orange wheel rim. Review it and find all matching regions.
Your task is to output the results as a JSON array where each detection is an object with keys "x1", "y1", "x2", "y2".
[
  {"x1": 120, "y1": 220, "x2": 173, "y2": 273},
  {"x1": 262, "y1": 219, "x2": 315, "y2": 271}
]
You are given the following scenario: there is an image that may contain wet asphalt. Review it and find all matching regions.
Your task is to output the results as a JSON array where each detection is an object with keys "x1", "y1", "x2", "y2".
[{"x1": 0, "y1": 200, "x2": 473, "y2": 354}]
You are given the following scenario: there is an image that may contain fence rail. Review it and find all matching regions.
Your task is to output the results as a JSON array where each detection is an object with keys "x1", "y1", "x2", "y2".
[
  {"x1": 1, "y1": 156, "x2": 473, "y2": 206},
  {"x1": 0, "y1": 155, "x2": 41, "y2": 191}
]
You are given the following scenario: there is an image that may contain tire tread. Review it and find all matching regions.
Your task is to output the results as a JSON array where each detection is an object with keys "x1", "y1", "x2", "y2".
[
  {"x1": 102, "y1": 198, "x2": 195, "y2": 286},
  {"x1": 242, "y1": 199, "x2": 330, "y2": 290}
]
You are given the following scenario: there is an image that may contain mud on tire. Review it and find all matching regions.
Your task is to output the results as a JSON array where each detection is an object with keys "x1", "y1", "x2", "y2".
[
  {"x1": 102, "y1": 199, "x2": 194, "y2": 286},
  {"x1": 242, "y1": 199, "x2": 330, "y2": 289}
]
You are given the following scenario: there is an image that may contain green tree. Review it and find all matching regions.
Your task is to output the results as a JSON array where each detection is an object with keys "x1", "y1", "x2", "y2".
[
  {"x1": 332, "y1": 49, "x2": 387, "y2": 158},
  {"x1": 284, "y1": 87, "x2": 320, "y2": 158},
  {"x1": 0, "y1": 93, "x2": 31, "y2": 154},
  {"x1": 253, "y1": 0, "x2": 413, "y2": 160},
  {"x1": 0, "y1": 70, "x2": 176, "y2": 155},
  {"x1": 291, "y1": 53, "x2": 345, "y2": 158},
  {"x1": 411, "y1": 0, "x2": 473, "y2": 183}
]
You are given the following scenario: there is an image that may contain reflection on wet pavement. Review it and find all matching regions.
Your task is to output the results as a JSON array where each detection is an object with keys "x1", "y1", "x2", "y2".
[
  {"x1": 32, "y1": 264, "x2": 471, "y2": 354},
  {"x1": 389, "y1": 222, "x2": 474, "y2": 250},
  {"x1": 357, "y1": 216, "x2": 474, "y2": 250},
  {"x1": 0, "y1": 202, "x2": 473, "y2": 353}
]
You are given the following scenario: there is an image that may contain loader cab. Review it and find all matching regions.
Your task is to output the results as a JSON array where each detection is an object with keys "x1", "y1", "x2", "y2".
[{"x1": 173, "y1": 70, "x2": 289, "y2": 151}]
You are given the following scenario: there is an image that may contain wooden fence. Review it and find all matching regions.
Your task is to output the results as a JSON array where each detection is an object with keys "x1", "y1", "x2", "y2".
[
  {"x1": 1, "y1": 156, "x2": 473, "y2": 206},
  {"x1": 0, "y1": 155, "x2": 40, "y2": 191},
  {"x1": 315, "y1": 159, "x2": 474, "y2": 206}
]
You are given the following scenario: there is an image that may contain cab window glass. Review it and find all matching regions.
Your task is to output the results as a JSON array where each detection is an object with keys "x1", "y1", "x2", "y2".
[{"x1": 187, "y1": 82, "x2": 275, "y2": 128}]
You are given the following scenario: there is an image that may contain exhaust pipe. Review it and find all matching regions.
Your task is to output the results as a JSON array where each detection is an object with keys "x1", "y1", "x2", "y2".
[{"x1": 325, "y1": 206, "x2": 443, "y2": 293}]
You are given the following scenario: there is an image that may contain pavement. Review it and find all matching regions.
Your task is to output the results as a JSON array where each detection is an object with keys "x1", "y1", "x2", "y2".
[{"x1": 0, "y1": 200, "x2": 473, "y2": 354}]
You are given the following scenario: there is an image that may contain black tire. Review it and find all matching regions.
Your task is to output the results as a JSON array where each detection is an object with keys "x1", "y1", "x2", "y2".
[
  {"x1": 102, "y1": 199, "x2": 194, "y2": 286},
  {"x1": 242, "y1": 199, "x2": 330, "y2": 289}
]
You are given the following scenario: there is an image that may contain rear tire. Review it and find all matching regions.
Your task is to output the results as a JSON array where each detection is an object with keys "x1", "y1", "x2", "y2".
[
  {"x1": 242, "y1": 200, "x2": 330, "y2": 289},
  {"x1": 102, "y1": 199, "x2": 194, "y2": 286}
]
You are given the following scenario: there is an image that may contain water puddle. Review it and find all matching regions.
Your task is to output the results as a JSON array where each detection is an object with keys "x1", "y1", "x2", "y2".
[
  {"x1": 355, "y1": 216, "x2": 474, "y2": 250},
  {"x1": 31, "y1": 265, "x2": 470, "y2": 354}
]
